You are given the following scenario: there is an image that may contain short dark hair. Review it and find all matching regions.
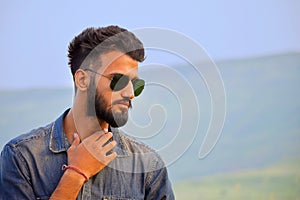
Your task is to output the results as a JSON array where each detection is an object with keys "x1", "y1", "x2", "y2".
[{"x1": 68, "y1": 25, "x2": 145, "y2": 78}]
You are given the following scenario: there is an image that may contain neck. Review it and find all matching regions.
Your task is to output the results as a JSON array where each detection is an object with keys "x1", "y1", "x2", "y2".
[{"x1": 63, "y1": 109, "x2": 109, "y2": 143}]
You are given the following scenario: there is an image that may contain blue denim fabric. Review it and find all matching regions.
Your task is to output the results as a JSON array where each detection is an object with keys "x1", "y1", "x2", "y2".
[{"x1": 0, "y1": 109, "x2": 174, "y2": 200}]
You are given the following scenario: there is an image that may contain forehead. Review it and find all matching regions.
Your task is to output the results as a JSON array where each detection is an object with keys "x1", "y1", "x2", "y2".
[{"x1": 98, "y1": 51, "x2": 138, "y2": 75}]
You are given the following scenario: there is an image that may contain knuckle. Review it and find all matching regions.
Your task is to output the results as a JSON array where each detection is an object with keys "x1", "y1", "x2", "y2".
[
  {"x1": 111, "y1": 141, "x2": 117, "y2": 147},
  {"x1": 104, "y1": 134, "x2": 112, "y2": 141},
  {"x1": 82, "y1": 138, "x2": 90, "y2": 145},
  {"x1": 94, "y1": 130, "x2": 104, "y2": 135},
  {"x1": 106, "y1": 132, "x2": 113, "y2": 137},
  {"x1": 106, "y1": 141, "x2": 116, "y2": 149},
  {"x1": 91, "y1": 143, "x2": 98, "y2": 149},
  {"x1": 111, "y1": 152, "x2": 117, "y2": 159}
]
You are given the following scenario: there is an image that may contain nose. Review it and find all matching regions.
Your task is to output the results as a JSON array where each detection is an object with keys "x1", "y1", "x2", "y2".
[{"x1": 121, "y1": 81, "x2": 134, "y2": 99}]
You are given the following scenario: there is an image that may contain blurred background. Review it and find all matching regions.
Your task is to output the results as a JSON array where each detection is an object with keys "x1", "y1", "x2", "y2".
[{"x1": 1, "y1": 0, "x2": 300, "y2": 199}]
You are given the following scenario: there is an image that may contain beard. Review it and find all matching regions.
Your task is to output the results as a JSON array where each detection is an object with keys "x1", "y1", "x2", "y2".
[
  {"x1": 94, "y1": 92, "x2": 131, "y2": 127},
  {"x1": 86, "y1": 77, "x2": 131, "y2": 127}
]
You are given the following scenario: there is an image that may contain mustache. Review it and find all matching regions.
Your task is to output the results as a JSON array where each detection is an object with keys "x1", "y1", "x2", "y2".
[{"x1": 112, "y1": 97, "x2": 132, "y2": 108}]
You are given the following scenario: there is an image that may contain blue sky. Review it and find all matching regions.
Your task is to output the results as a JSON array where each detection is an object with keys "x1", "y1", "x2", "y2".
[{"x1": 0, "y1": 0, "x2": 299, "y2": 89}]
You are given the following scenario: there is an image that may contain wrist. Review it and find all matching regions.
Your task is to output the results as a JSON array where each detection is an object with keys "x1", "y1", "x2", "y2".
[{"x1": 63, "y1": 165, "x2": 88, "y2": 184}]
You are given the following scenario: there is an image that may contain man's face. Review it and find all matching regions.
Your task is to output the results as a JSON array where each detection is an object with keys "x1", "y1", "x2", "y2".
[{"x1": 87, "y1": 51, "x2": 139, "y2": 127}]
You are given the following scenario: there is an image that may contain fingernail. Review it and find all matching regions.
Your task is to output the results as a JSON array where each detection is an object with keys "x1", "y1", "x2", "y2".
[{"x1": 104, "y1": 128, "x2": 108, "y2": 132}]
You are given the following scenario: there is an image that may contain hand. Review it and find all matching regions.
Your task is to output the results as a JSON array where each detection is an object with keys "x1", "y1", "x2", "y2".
[{"x1": 67, "y1": 131, "x2": 117, "y2": 179}]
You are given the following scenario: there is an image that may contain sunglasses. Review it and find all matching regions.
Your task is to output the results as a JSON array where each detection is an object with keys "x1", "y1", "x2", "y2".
[{"x1": 83, "y1": 68, "x2": 145, "y2": 97}]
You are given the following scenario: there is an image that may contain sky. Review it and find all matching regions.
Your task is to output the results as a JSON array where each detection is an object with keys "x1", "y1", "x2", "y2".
[{"x1": 0, "y1": 0, "x2": 299, "y2": 89}]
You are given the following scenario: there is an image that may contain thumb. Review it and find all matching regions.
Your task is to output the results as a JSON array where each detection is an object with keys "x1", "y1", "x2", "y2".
[{"x1": 71, "y1": 133, "x2": 81, "y2": 147}]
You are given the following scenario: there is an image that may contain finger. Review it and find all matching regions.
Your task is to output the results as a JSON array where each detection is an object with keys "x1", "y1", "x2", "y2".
[
  {"x1": 102, "y1": 140, "x2": 117, "y2": 153},
  {"x1": 103, "y1": 128, "x2": 109, "y2": 133},
  {"x1": 84, "y1": 130, "x2": 107, "y2": 142},
  {"x1": 96, "y1": 132, "x2": 113, "y2": 145},
  {"x1": 106, "y1": 152, "x2": 118, "y2": 163},
  {"x1": 94, "y1": 131, "x2": 111, "y2": 143},
  {"x1": 72, "y1": 133, "x2": 81, "y2": 147}
]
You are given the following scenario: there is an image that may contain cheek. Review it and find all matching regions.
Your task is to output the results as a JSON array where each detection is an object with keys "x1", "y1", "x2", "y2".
[
  {"x1": 110, "y1": 90, "x2": 123, "y2": 101},
  {"x1": 98, "y1": 88, "x2": 114, "y2": 105},
  {"x1": 95, "y1": 81, "x2": 122, "y2": 105}
]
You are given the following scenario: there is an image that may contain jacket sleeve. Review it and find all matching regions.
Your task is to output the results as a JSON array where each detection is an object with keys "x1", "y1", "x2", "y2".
[
  {"x1": 145, "y1": 158, "x2": 175, "y2": 200},
  {"x1": 0, "y1": 144, "x2": 35, "y2": 200}
]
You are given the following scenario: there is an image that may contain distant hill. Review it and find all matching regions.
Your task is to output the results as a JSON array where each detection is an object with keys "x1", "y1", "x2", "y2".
[
  {"x1": 0, "y1": 52, "x2": 300, "y2": 184},
  {"x1": 174, "y1": 159, "x2": 300, "y2": 199},
  {"x1": 167, "y1": 52, "x2": 300, "y2": 181},
  {"x1": 0, "y1": 88, "x2": 73, "y2": 147}
]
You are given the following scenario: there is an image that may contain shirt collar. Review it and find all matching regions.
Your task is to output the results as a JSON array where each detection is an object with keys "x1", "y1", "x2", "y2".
[
  {"x1": 49, "y1": 109, "x2": 128, "y2": 157},
  {"x1": 49, "y1": 109, "x2": 70, "y2": 153},
  {"x1": 110, "y1": 127, "x2": 129, "y2": 157}
]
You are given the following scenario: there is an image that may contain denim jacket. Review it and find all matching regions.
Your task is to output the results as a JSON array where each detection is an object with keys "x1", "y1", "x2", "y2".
[{"x1": 0, "y1": 110, "x2": 174, "y2": 200}]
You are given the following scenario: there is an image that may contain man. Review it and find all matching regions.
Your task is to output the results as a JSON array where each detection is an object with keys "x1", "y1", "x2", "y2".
[{"x1": 0, "y1": 25, "x2": 174, "y2": 199}]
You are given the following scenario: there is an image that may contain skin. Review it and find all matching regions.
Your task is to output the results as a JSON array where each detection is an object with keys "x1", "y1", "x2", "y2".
[{"x1": 50, "y1": 51, "x2": 139, "y2": 199}]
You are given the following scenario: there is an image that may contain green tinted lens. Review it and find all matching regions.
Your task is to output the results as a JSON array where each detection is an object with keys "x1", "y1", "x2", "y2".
[
  {"x1": 110, "y1": 74, "x2": 144, "y2": 96},
  {"x1": 110, "y1": 74, "x2": 130, "y2": 91},
  {"x1": 132, "y1": 78, "x2": 145, "y2": 97}
]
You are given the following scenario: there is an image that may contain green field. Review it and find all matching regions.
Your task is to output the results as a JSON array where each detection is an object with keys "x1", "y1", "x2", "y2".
[{"x1": 174, "y1": 160, "x2": 300, "y2": 200}]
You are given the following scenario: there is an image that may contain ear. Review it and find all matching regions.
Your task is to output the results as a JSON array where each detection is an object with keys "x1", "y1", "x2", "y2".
[{"x1": 74, "y1": 69, "x2": 90, "y2": 91}]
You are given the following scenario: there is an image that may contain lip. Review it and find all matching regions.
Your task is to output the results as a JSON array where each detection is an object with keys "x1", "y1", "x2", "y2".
[
  {"x1": 116, "y1": 103, "x2": 129, "y2": 109},
  {"x1": 116, "y1": 101, "x2": 130, "y2": 108},
  {"x1": 113, "y1": 99, "x2": 131, "y2": 109}
]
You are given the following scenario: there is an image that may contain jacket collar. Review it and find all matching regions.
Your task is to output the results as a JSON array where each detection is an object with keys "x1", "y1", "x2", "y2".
[{"x1": 49, "y1": 109, "x2": 70, "y2": 153}]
